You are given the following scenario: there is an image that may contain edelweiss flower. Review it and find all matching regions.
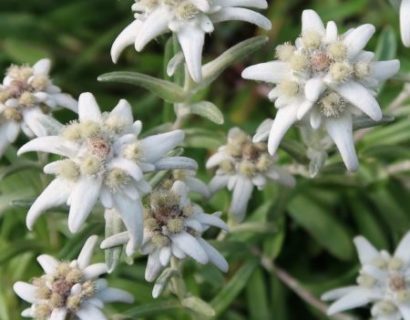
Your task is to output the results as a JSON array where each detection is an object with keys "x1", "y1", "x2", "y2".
[
  {"x1": 0, "y1": 59, "x2": 77, "y2": 157},
  {"x1": 206, "y1": 127, "x2": 295, "y2": 221},
  {"x1": 111, "y1": 0, "x2": 271, "y2": 82},
  {"x1": 18, "y1": 92, "x2": 196, "y2": 255},
  {"x1": 242, "y1": 9, "x2": 400, "y2": 171},
  {"x1": 14, "y1": 235, "x2": 133, "y2": 320},
  {"x1": 101, "y1": 181, "x2": 228, "y2": 282},
  {"x1": 401, "y1": 0, "x2": 410, "y2": 47},
  {"x1": 322, "y1": 232, "x2": 410, "y2": 319}
]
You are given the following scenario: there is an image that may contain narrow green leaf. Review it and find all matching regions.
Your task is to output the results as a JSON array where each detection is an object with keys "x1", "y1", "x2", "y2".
[
  {"x1": 123, "y1": 300, "x2": 182, "y2": 317},
  {"x1": 211, "y1": 259, "x2": 258, "y2": 316},
  {"x1": 246, "y1": 268, "x2": 270, "y2": 320},
  {"x1": 200, "y1": 36, "x2": 268, "y2": 89},
  {"x1": 104, "y1": 209, "x2": 123, "y2": 273},
  {"x1": 190, "y1": 101, "x2": 224, "y2": 125},
  {"x1": 353, "y1": 114, "x2": 394, "y2": 130},
  {"x1": 287, "y1": 195, "x2": 354, "y2": 260},
  {"x1": 375, "y1": 26, "x2": 397, "y2": 62},
  {"x1": 182, "y1": 296, "x2": 216, "y2": 318},
  {"x1": 98, "y1": 72, "x2": 187, "y2": 103},
  {"x1": 0, "y1": 240, "x2": 43, "y2": 264}
]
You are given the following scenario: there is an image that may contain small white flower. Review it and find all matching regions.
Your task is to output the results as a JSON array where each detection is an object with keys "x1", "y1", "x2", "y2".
[
  {"x1": 101, "y1": 181, "x2": 228, "y2": 284},
  {"x1": 242, "y1": 9, "x2": 400, "y2": 171},
  {"x1": 322, "y1": 232, "x2": 410, "y2": 319},
  {"x1": 18, "y1": 92, "x2": 197, "y2": 254},
  {"x1": 13, "y1": 235, "x2": 134, "y2": 320},
  {"x1": 401, "y1": 0, "x2": 410, "y2": 47},
  {"x1": 111, "y1": 0, "x2": 271, "y2": 82},
  {"x1": 0, "y1": 59, "x2": 77, "y2": 157},
  {"x1": 206, "y1": 127, "x2": 295, "y2": 222}
]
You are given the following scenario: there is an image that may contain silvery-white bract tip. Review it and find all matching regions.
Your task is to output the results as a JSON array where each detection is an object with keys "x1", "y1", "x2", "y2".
[
  {"x1": 111, "y1": 0, "x2": 271, "y2": 82},
  {"x1": 13, "y1": 236, "x2": 133, "y2": 320},
  {"x1": 242, "y1": 9, "x2": 400, "y2": 172},
  {"x1": 323, "y1": 232, "x2": 410, "y2": 319},
  {"x1": 19, "y1": 92, "x2": 193, "y2": 252},
  {"x1": 401, "y1": 0, "x2": 410, "y2": 47},
  {"x1": 169, "y1": 169, "x2": 211, "y2": 198},
  {"x1": 0, "y1": 59, "x2": 77, "y2": 158},
  {"x1": 207, "y1": 127, "x2": 295, "y2": 222}
]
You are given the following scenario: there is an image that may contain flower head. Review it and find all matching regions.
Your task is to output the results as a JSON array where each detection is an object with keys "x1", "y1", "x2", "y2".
[
  {"x1": 111, "y1": 0, "x2": 271, "y2": 82},
  {"x1": 101, "y1": 181, "x2": 228, "y2": 284},
  {"x1": 18, "y1": 92, "x2": 197, "y2": 254},
  {"x1": 206, "y1": 127, "x2": 295, "y2": 221},
  {"x1": 14, "y1": 236, "x2": 134, "y2": 320},
  {"x1": 401, "y1": 0, "x2": 410, "y2": 47},
  {"x1": 0, "y1": 59, "x2": 77, "y2": 157},
  {"x1": 322, "y1": 232, "x2": 410, "y2": 319},
  {"x1": 242, "y1": 9, "x2": 400, "y2": 171}
]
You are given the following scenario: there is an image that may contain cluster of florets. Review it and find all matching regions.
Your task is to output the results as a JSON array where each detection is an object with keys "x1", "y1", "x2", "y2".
[{"x1": 134, "y1": 0, "x2": 203, "y2": 21}]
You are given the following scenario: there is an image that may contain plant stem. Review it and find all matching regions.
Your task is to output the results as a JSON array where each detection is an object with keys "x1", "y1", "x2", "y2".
[{"x1": 170, "y1": 257, "x2": 187, "y2": 301}]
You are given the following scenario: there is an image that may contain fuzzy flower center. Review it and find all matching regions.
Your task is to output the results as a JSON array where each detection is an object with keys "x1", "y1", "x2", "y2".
[
  {"x1": 134, "y1": 0, "x2": 204, "y2": 20},
  {"x1": 31, "y1": 262, "x2": 96, "y2": 320},
  {"x1": 144, "y1": 189, "x2": 195, "y2": 247},
  {"x1": 0, "y1": 65, "x2": 51, "y2": 122},
  {"x1": 318, "y1": 92, "x2": 347, "y2": 118}
]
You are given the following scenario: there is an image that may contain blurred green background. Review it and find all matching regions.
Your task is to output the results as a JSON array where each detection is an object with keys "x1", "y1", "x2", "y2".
[{"x1": 1, "y1": 0, "x2": 410, "y2": 319}]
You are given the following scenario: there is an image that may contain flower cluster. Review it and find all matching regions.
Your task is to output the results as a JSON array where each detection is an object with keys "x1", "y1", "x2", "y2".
[
  {"x1": 111, "y1": 0, "x2": 271, "y2": 82},
  {"x1": 323, "y1": 233, "x2": 410, "y2": 319},
  {"x1": 18, "y1": 92, "x2": 197, "y2": 255},
  {"x1": 14, "y1": 236, "x2": 133, "y2": 320},
  {"x1": 243, "y1": 10, "x2": 400, "y2": 171},
  {"x1": 0, "y1": 59, "x2": 77, "y2": 157},
  {"x1": 102, "y1": 180, "x2": 228, "y2": 283},
  {"x1": 207, "y1": 127, "x2": 295, "y2": 221}
]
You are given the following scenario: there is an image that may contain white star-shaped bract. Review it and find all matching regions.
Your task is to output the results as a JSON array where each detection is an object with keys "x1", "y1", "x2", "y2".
[
  {"x1": 323, "y1": 232, "x2": 410, "y2": 319},
  {"x1": 401, "y1": 0, "x2": 410, "y2": 47},
  {"x1": 14, "y1": 236, "x2": 134, "y2": 320},
  {"x1": 18, "y1": 92, "x2": 197, "y2": 255},
  {"x1": 206, "y1": 127, "x2": 295, "y2": 221},
  {"x1": 101, "y1": 181, "x2": 228, "y2": 289},
  {"x1": 111, "y1": 0, "x2": 272, "y2": 82},
  {"x1": 0, "y1": 59, "x2": 77, "y2": 157},
  {"x1": 242, "y1": 9, "x2": 400, "y2": 171}
]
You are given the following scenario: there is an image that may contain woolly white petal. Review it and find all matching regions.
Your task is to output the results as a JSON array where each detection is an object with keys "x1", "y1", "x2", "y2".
[
  {"x1": 77, "y1": 235, "x2": 98, "y2": 269},
  {"x1": 13, "y1": 282, "x2": 37, "y2": 304},
  {"x1": 140, "y1": 130, "x2": 184, "y2": 163},
  {"x1": 83, "y1": 263, "x2": 108, "y2": 280},
  {"x1": 26, "y1": 178, "x2": 71, "y2": 230},
  {"x1": 177, "y1": 25, "x2": 205, "y2": 82},
  {"x1": 53, "y1": 93, "x2": 78, "y2": 112},
  {"x1": 211, "y1": 7, "x2": 271, "y2": 30},
  {"x1": 171, "y1": 232, "x2": 209, "y2": 264},
  {"x1": 305, "y1": 77, "x2": 325, "y2": 103},
  {"x1": 296, "y1": 100, "x2": 314, "y2": 121},
  {"x1": 185, "y1": 176, "x2": 210, "y2": 198},
  {"x1": 401, "y1": 0, "x2": 410, "y2": 47},
  {"x1": 353, "y1": 236, "x2": 380, "y2": 265},
  {"x1": 154, "y1": 156, "x2": 198, "y2": 171},
  {"x1": 209, "y1": 175, "x2": 229, "y2": 193},
  {"x1": 394, "y1": 232, "x2": 410, "y2": 263},
  {"x1": 96, "y1": 288, "x2": 134, "y2": 303},
  {"x1": 191, "y1": 0, "x2": 210, "y2": 11},
  {"x1": 113, "y1": 193, "x2": 144, "y2": 255},
  {"x1": 195, "y1": 212, "x2": 228, "y2": 231},
  {"x1": 370, "y1": 60, "x2": 400, "y2": 82},
  {"x1": 33, "y1": 58, "x2": 51, "y2": 75},
  {"x1": 159, "y1": 246, "x2": 172, "y2": 266},
  {"x1": 111, "y1": 20, "x2": 142, "y2": 63},
  {"x1": 321, "y1": 286, "x2": 358, "y2": 301},
  {"x1": 302, "y1": 9, "x2": 325, "y2": 35},
  {"x1": 206, "y1": 152, "x2": 230, "y2": 168},
  {"x1": 37, "y1": 254, "x2": 59, "y2": 274},
  {"x1": 135, "y1": 7, "x2": 170, "y2": 51},
  {"x1": 68, "y1": 176, "x2": 103, "y2": 233},
  {"x1": 343, "y1": 24, "x2": 375, "y2": 57},
  {"x1": 110, "y1": 158, "x2": 143, "y2": 182},
  {"x1": 253, "y1": 118, "x2": 273, "y2": 143},
  {"x1": 325, "y1": 114, "x2": 358, "y2": 171},
  {"x1": 399, "y1": 304, "x2": 410, "y2": 320},
  {"x1": 197, "y1": 238, "x2": 228, "y2": 272},
  {"x1": 327, "y1": 287, "x2": 380, "y2": 315},
  {"x1": 242, "y1": 61, "x2": 290, "y2": 84},
  {"x1": 229, "y1": 176, "x2": 254, "y2": 222},
  {"x1": 325, "y1": 21, "x2": 338, "y2": 42},
  {"x1": 76, "y1": 304, "x2": 107, "y2": 320},
  {"x1": 145, "y1": 250, "x2": 162, "y2": 282},
  {"x1": 310, "y1": 110, "x2": 322, "y2": 129},
  {"x1": 268, "y1": 103, "x2": 299, "y2": 155},
  {"x1": 78, "y1": 92, "x2": 102, "y2": 122},
  {"x1": 18, "y1": 136, "x2": 79, "y2": 157},
  {"x1": 21, "y1": 308, "x2": 34, "y2": 317},
  {"x1": 50, "y1": 308, "x2": 67, "y2": 320},
  {"x1": 110, "y1": 99, "x2": 133, "y2": 124},
  {"x1": 335, "y1": 81, "x2": 382, "y2": 121},
  {"x1": 6, "y1": 122, "x2": 20, "y2": 142},
  {"x1": 214, "y1": 0, "x2": 267, "y2": 9}
]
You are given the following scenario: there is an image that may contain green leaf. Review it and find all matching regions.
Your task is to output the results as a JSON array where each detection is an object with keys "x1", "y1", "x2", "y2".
[
  {"x1": 182, "y1": 296, "x2": 216, "y2": 318},
  {"x1": 246, "y1": 268, "x2": 270, "y2": 320},
  {"x1": 123, "y1": 300, "x2": 182, "y2": 317},
  {"x1": 200, "y1": 36, "x2": 268, "y2": 89},
  {"x1": 104, "y1": 209, "x2": 123, "y2": 273},
  {"x1": 3, "y1": 39, "x2": 50, "y2": 64},
  {"x1": 211, "y1": 259, "x2": 258, "y2": 316},
  {"x1": 184, "y1": 128, "x2": 225, "y2": 149},
  {"x1": 0, "y1": 240, "x2": 43, "y2": 264},
  {"x1": 287, "y1": 195, "x2": 354, "y2": 260},
  {"x1": 190, "y1": 101, "x2": 224, "y2": 125},
  {"x1": 353, "y1": 114, "x2": 394, "y2": 130},
  {"x1": 98, "y1": 72, "x2": 187, "y2": 103}
]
